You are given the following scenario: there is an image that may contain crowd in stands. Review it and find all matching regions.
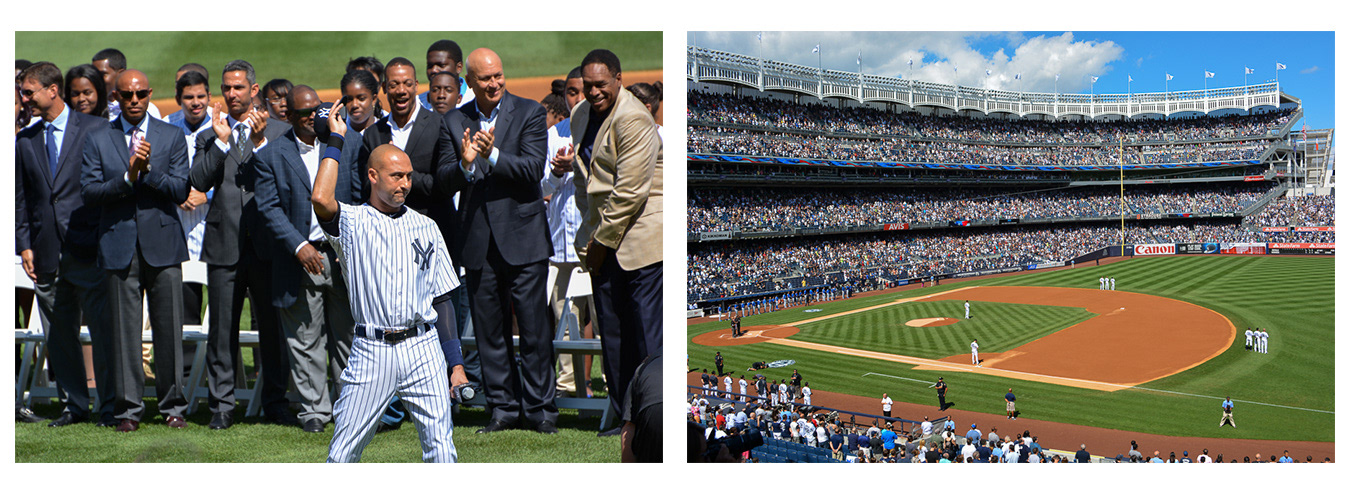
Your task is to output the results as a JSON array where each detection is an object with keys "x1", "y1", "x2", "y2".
[
  {"x1": 688, "y1": 184, "x2": 1273, "y2": 233},
  {"x1": 688, "y1": 220, "x2": 1330, "y2": 301},
  {"x1": 687, "y1": 392, "x2": 1326, "y2": 463},
  {"x1": 688, "y1": 129, "x2": 1271, "y2": 167},
  {"x1": 689, "y1": 91, "x2": 1295, "y2": 144},
  {"x1": 1245, "y1": 194, "x2": 1335, "y2": 227}
]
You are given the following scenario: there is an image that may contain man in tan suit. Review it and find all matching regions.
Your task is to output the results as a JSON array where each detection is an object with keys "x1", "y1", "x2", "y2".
[{"x1": 563, "y1": 49, "x2": 662, "y2": 432}]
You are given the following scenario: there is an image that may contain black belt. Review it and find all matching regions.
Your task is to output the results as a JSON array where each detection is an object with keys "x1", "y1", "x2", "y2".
[
  {"x1": 356, "y1": 323, "x2": 432, "y2": 344},
  {"x1": 309, "y1": 240, "x2": 334, "y2": 253}
]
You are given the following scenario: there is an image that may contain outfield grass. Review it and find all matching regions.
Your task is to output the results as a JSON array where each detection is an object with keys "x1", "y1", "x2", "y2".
[
  {"x1": 688, "y1": 256, "x2": 1334, "y2": 442},
  {"x1": 15, "y1": 31, "x2": 661, "y2": 92}
]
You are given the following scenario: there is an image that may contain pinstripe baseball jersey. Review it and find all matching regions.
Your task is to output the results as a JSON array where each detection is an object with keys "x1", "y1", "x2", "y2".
[{"x1": 326, "y1": 202, "x2": 459, "y2": 330}]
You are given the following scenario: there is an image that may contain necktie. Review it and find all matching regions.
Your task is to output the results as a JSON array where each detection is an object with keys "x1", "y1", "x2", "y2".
[
  {"x1": 232, "y1": 122, "x2": 248, "y2": 162},
  {"x1": 46, "y1": 123, "x2": 59, "y2": 178},
  {"x1": 128, "y1": 126, "x2": 142, "y2": 155}
]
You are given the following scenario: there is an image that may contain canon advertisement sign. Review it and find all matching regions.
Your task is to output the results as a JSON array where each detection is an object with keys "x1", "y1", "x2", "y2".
[{"x1": 1134, "y1": 244, "x2": 1176, "y2": 256}]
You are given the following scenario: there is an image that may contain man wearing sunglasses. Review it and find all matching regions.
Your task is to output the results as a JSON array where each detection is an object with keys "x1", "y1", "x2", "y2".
[
  {"x1": 16, "y1": 62, "x2": 117, "y2": 428},
  {"x1": 187, "y1": 59, "x2": 293, "y2": 431},
  {"x1": 253, "y1": 85, "x2": 364, "y2": 434},
  {"x1": 79, "y1": 69, "x2": 190, "y2": 432}
]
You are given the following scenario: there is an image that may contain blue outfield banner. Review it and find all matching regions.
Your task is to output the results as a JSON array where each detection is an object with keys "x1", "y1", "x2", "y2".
[{"x1": 688, "y1": 153, "x2": 1261, "y2": 171}]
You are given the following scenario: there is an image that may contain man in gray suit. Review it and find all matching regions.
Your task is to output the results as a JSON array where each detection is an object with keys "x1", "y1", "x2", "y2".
[
  {"x1": 188, "y1": 59, "x2": 293, "y2": 430},
  {"x1": 79, "y1": 69, "x2": 190, "y2": 432},
  {"x1": 254, "y1": 85, "x2": 361, "y2": 433}
]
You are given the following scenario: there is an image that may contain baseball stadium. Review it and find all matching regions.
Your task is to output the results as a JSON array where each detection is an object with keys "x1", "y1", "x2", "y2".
[
  {"x1": 684, "y1": 38, "x2": 1334, "y2": 464},
  {"x1": 12, "y1": 30, "x2": 661, "y2": 463}
]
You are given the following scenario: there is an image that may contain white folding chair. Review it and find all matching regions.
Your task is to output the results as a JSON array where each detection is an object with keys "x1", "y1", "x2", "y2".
[
  {"x1": 15, "y1": 257, "x2": 47, "y2": 406},
  {"x1": 550, "y1": 267, "x2": 612, "y2": 429}
]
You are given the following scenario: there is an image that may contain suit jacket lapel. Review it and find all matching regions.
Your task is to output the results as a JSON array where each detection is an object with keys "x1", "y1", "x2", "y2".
[
  {"x1": 495, "y1": 91, "x2": 514, "y2": 140},
  {"x1": 285, "y1": 130, "x2": 314, "y2": 194},
  {"x1": 111, "y1": 117, "x2": 132, "y2": 174},
  {"x1": 55, "y1": 113, "x2": 83, "y2": 181},
  {"x1": 407, "y1": 107, "x2": 431, "y2": 154}
]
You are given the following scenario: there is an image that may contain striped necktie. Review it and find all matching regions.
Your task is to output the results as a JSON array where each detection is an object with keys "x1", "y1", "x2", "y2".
[{"x1": 46, "y1": 123, "x2": 59, "y2": 178}]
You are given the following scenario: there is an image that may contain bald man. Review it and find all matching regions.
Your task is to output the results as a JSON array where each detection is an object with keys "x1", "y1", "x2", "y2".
[
  {"x1": 312, "y1": 110, "x2": 467, "y2": 461},
  {"x1": 80, "y1": 69, "x2": 191, "y2": 432},
  {"x1": 254, "y1": 85, "x2": 361, "y2": 432},
  {"x1": 438, "y1": 48, "x2": 555, "y2": 434}
]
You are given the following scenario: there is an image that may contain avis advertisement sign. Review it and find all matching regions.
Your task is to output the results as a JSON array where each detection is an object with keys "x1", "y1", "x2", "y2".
[{"x1": 1133, "y1": 244, "x2": 1176, "y2": 256}]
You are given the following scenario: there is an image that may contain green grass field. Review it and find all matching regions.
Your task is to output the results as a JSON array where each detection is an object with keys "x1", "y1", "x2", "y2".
[
  {"x1": 14, "y1": 402, "x2": 617, "y2": 462},
  {"x1": 15, "y1": 31, "x2": 661, "y2": 92},
  {"x1": 688, "y1": 256, "x2": 1334, "y2": 442}
]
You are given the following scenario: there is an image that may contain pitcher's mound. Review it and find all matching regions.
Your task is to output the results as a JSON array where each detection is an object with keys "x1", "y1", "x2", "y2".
[
  {"x1": 692, "y1": 325, "x2": 801, "y2": 347},
  {"x1": 906, "y1": 317, "x2": 959, "y2": 327}
]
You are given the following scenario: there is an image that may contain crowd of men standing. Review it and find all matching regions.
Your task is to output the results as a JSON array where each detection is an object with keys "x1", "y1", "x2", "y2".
[{"x1": 16, "y1": 39, "x2": 662, "y2": 460}]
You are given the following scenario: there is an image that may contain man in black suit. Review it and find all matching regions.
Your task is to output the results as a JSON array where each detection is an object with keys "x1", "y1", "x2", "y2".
[
  {"x1": 359, "y1": 57, "x2": 479, "y2": 389},
  {"x1": 254, "y1": 85, "x2": 360, "y2": 433},
  {"x1": 79, "y1": 69, "x2": 190, "y2": 432},
  {"x1": 16, "y1": 62, "x2": 116, "y2": 427},
  {"x1": 439, "y1": 48, "x2": 555, "y2": 434},
  {"x1": 188, "y1": 59, "x2": 294, "y2": 430}
]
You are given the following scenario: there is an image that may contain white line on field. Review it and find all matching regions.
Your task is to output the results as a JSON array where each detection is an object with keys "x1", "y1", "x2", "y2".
[{"x1": 862, "y1": 372, "x2": 1333, "y2": 414}]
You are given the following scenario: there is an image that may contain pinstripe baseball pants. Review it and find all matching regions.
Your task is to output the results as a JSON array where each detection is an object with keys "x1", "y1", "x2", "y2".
[{"x1": 327, "y1": 330, "x2": 456, "y2": 463}]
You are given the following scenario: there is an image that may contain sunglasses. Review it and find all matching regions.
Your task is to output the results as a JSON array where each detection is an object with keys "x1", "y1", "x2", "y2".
[
  {"x1": 290, "y1": 105, "x2": 321, "y2": 118},
  {"x1": 118, "y1": 89, "x2": 151, "y2": 100}
]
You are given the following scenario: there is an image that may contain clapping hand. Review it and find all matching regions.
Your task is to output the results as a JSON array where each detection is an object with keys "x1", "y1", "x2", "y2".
[
  {"x1": 246, "y1": 108, "x2": 268, "y2": 147},
  {"x1": 550, "y1": 144, "x2": 575, "y2": 177},
  {"x1": 460, "y1": 128, "x2": 479, "y2": 170},
  {"x1": 210, "y1": 102, "x2": 232, "y2": 144},
  {"x1": 128, "y1": 139, "x2": 152, "y2": 181}
]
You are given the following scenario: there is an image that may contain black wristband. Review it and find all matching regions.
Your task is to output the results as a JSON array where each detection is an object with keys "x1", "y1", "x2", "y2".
[{"x1": 323, "y1": 132, "x2": 345, "y2": 162}]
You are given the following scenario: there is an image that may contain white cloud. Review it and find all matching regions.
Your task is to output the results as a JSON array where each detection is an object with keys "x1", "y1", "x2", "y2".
[
  {"x1": 692, "y1": 31, "x2": 1125, "y2": 93},
  {"x1": 1301, "y1": 65, "x2": 1320, "y2": 74}
]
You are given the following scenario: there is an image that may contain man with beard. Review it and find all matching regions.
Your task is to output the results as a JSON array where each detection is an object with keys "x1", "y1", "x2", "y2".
[{"x1": 189, "y1": 60, "x2": 293, "y2": 430}]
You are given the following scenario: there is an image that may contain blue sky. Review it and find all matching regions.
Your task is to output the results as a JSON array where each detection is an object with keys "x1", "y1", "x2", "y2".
[{"x1": 689, "y1": 31, "x2": 1334, "y2": 130}]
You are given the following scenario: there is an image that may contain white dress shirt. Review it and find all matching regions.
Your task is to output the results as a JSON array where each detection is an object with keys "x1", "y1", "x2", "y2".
[{"x1": 541, "y1": 119, "x2": 581, "y2": 263}]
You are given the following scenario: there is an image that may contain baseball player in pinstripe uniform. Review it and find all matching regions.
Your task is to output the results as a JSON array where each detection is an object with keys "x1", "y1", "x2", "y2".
[{"x1": 314, "y1": 107, "x2": 468, "y2": 463}]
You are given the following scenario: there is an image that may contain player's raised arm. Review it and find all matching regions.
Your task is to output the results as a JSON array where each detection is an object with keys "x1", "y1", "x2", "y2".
[{"x1": 312, "y1": 102, "x2": 350, "y2": 222}]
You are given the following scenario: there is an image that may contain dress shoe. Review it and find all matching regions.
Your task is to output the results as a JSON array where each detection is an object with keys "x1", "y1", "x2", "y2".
[
  {"x1": 48, "y1": 412, "x2": 87, "y2": 427},
  {"x1": 115, "y1": 419, "x2": 140, "y2": 432},
  {"x1": 597, "y1": 425, "x2": 622, "y2": 437},
  {"x1": 302, "y1": 419, "x2": 325, "y2": 433},
  {"x1": 265, "y1": 412, "x2": 300, "y2": 427},
  {"x1": 16, "y1": 406, "x2": 46, "y2": 423},
  {"x1": 476, "y1": 419, "x2": 515, "y2": 434},
  {"x1": 96, "y1": 417, "x2": 120, "y2": 427},
  {"x1": 535, "y1": 420, "x2": 559, "y2": 435},
  {"x1": 166, "y1": 416, "x2": 187, "y2": 429},
  {"x1": 209, "y1": 412, "x2": 233, "y2": 430}
]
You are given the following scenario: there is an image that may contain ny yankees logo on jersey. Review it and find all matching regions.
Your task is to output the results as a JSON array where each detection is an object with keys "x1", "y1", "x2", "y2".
[{"x1": 411, "y1": 239, "x2": 433, "y2": 270}]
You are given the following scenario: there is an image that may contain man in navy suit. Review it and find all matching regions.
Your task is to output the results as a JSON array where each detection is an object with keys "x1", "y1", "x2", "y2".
[
  {"x1": 16, "y1": 62, "x2": 116, "y2": 427},
  {"x1": 188, "y1": 59, "x2": 294, "y2": 430},
  {"x1": 79, "y1": 69, "x2": 191, "y2": 432},
  {"x1": 439, "y1": 48, "x2": 556, "y2": 434},
  {"x1": 254, "y1": 85, "x2": 361, "y2": 433}
]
